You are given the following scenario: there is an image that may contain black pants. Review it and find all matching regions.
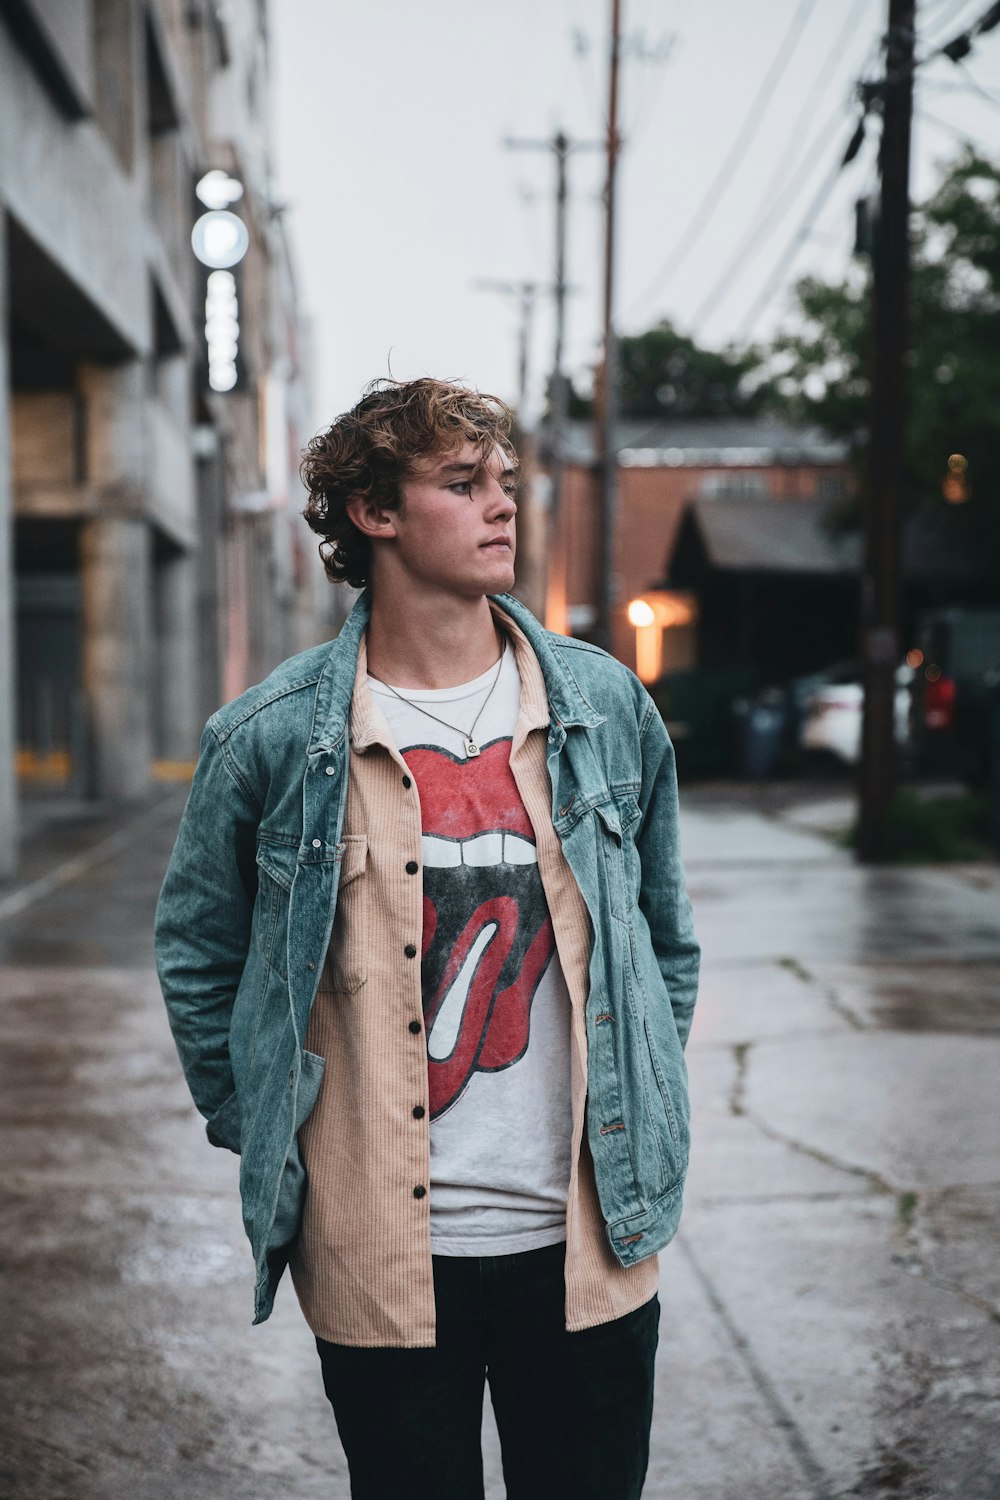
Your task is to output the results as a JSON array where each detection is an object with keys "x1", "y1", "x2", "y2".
[{"x1": 315, "y1": 1240, "x2": 659, "y2": 1500}]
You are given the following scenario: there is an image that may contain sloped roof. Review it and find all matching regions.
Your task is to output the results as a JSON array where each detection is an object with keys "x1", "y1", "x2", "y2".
[
  {"x1": 694, "y1": 499, "x2": 859, "y2": 573},
  {"x1": 685, "y1": 497, "x2": 983, "y2": 581},
  {"x1": 561, "y1": 416, "x2": 849, "y2": 467}
]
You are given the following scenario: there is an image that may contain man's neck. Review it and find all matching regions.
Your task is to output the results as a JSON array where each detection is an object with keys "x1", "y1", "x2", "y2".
[{"x1": 364, "y1": 589, "x2": 504, "y2": 690}]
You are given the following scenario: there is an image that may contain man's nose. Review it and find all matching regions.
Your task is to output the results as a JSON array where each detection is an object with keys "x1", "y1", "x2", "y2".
[{"x1": 485, "y1": 477, "x2": 516, "y2": 516}]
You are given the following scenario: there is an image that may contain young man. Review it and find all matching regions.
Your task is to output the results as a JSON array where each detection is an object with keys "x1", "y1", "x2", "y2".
[{"x1": 155, "y1": 377, "x2": 699, "y2": 1500}]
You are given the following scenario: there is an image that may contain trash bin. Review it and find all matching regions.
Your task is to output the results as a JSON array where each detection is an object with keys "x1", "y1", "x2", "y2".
[
  {"x1": 734, "y1": 689, "x2": 788, "y2": 780},
  {"x1": 990, "y1": 683, "x2": 1000, "y2": 859},
  {"x1": 651, "y1": 667, "x2": 758, "y2": 778}
]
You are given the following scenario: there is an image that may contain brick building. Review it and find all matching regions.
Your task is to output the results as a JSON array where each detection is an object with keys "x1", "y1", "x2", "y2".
[{"x1": 546, "y1": 417, "x2": 852, "y2": 676}]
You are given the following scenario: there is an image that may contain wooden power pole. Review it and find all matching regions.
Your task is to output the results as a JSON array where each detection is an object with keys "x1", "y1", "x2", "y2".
[
  {"x1": 857, "y1": 0, "x2": 915, "y2": 862},
  {"x1": 505, "y1": 131, "x2": 600, "y2": 634},
  {"x1": 594, "y1": 0, "x2": 623, "y2": 654}
]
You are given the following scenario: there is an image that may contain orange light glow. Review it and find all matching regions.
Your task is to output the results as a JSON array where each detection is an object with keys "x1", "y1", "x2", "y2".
[
  {"x1": 906, "y1": 648, "x2": 924, "y2": 669},
  {"x1": 627, "y1": 599, "x2": 656, "y2": 628},
  {"x1": 626, "y1": 591, "x2": 699, "y2": 683}
]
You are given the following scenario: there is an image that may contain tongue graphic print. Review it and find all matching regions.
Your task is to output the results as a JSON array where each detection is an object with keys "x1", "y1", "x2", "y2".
[{"x1": 402, "y1": 739, "x2": 555, "y2": 1120}]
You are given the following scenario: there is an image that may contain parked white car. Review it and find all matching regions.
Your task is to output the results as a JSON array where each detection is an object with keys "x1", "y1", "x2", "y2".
[{"x1": 801, "y1": 663, "x2": 913, "y2": 765}]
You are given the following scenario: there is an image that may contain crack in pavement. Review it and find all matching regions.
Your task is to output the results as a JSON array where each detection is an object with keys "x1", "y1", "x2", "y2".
[
  {"x1": 920, "y1": 1274, "x2": 1000, "y2": 1325},
  {"x1": 728, "y1": 1041, "x2": 750, "y2": 1116},
  {"x1": 727, "y1": 1040, "x2": 895, "y2": 1194},
  {"x1": 694, "y1": 1189, "x2": 878, "y2": 1209},
  {"x1": 726, "y1": 1052, "x2": 1000, "y2": 1338},
  {"x1": 675, "y1": 1232, "x2": 838, "y2": 1500},
  {"x1": 776, "y1": 955, "x2": 867, "y2": 1031},
  {"x1": 693, "y1": 1027, "x2": 857, "y2": 1055}
]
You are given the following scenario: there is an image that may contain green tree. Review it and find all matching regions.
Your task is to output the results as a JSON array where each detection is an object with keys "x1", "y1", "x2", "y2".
[
  {"x1": 566, "y1": 319, "x2": 773, "y2": 420},
  {"x1": 768, "y1": 148, "x2": 1000, "y2": 564}
]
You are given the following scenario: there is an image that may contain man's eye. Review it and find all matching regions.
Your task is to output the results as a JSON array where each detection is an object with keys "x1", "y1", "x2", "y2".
[{"x1": 449, "y1": 481, "x2": 472, "y2": 495}]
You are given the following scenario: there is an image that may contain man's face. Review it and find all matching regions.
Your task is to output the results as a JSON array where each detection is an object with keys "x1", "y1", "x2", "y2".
[{"x1": 390, "y1": 440, "x2": 517, "y2": 600}]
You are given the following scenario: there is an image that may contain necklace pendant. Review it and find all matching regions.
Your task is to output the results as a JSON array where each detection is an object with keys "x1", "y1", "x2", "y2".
[{"x1": 464, "y1": 738, "x2": 481, "y2": 759}]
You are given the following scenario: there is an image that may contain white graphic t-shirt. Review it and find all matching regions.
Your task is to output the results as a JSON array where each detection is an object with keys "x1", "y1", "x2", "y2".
[{"x1": 368, "y1": 644, "x2": 573, "y2": 1256}]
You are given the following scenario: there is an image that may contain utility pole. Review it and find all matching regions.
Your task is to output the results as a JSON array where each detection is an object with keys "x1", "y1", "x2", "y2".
[
  {"x1": 474, "y1": 279, "x2": 538, "y2": 414},
  {"x1": 857, "y1": 0, "x2": 915, "y2": 862},
  {"x1": 594, "y1": 0, "x2": 623, "y2": 654},
  {"x1": 549, "y1": 133, "x2": 571, "y2": 635},
  {"x1": 505, "y1": 131, "x2": 600, "y2": 634}
]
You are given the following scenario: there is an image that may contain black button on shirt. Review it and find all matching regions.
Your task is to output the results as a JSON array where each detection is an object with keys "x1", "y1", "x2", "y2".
[
  {"x1": 405, "y1": 860, "x2": 418, "y2": 875},
  {"x1": 402, "y1": 774, "x2": 412, "y2": 789},
  {"x1": 413, "y1": 1185, "x2": 426, "y2": 1200},
  {"x1": 412, "y1": 1104, "x2": 426, "y2": 1119},
  {"x1": 404, "y1": 943, "x2": 417, "y2": 959},
  {"x1": 408, "y1": 1020, "x2": 421, "y2": 1035}
]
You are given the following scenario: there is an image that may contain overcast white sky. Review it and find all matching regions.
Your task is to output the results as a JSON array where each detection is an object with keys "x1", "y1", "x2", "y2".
[{"x1": 271, "y1": 0, "x2": 1000, "y2": 431}]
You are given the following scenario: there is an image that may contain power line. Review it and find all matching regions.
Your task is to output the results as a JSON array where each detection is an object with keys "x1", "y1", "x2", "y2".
[
  {"x1": 909, "y1": 0, "x2": 1000, "y2": 69},
  {"x1": 621, "y1": 0, "x2": 820, "y2": 321},
  {"x1": 920, "y1": 0, "x2": 992, "y2": 49},
  {"x1": 686, "y1": 0, "x2": 876, "y2": 338},
  {"x1": 719, "y1": 0, "x2": 1000, "y2": 347},
  {"x1": 915, "y1": 102, "x2": 981, "y2": 141},
  {"x1": 687, "y1": 97, "x2": 858, "y2": 337},
  {"x1": 734, "y1": 122, "x2": 861, "y2": 343},
  {"x1": 952, "y1": 56, "x2": 1000, "y2": 107}
]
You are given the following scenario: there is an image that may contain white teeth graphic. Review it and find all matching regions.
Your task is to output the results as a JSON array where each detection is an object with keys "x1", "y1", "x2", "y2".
[
  {"x1": 421, "y1": 832, "x2": 537, "y2": 869},
  {"x1": 427, "y1": 920, "x2": 498, "y2": 1060},
  {"x1": 421, "y1": 836, "x2": 462, "y2": 869}
]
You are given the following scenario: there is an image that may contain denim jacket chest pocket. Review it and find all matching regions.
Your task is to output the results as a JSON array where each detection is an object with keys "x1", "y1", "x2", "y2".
[
  {"x1": 255, "y1": 834, "x2": 298, "y2": 980},
  {"x1": 595, "y1": 796, "x2": 643, "y2": 924},
  {"x1": 325, "y1": 833, "x2": 369, "y2": 994},
  {"x1": 554, "y1": 789, "x2": 642, "y2": 923}
]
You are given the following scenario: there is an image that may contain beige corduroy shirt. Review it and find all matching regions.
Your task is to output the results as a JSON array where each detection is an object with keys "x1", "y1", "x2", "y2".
[{"x1": 289, "y1": 607, "x2": 659, "y2": 1347}]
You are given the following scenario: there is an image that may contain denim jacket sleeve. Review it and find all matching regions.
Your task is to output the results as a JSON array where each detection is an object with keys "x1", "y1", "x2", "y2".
[
  {"x1": 634, "y1": 696, "x2": 701, "y2": 1050},
  {"x1": 154, "y1": 718, "x2": 260, "y2": 1148}
]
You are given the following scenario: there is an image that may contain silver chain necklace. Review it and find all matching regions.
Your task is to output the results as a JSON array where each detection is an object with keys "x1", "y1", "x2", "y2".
[{"x1": 377, "y1": 648, "x2": 506, "y2": 760}]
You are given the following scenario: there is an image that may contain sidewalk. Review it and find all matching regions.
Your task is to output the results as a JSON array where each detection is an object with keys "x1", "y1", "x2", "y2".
[
  {"x1": 663, "y1": 793, "x2": 1000, "y2": 1499},
  {"x1": 0, "y1": 788, "x2": 997, "y2": 1498}
]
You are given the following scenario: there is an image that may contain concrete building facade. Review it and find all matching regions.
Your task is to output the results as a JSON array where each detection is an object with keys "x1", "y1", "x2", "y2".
[{"x1": 0, "y1": 0, "x2": 331, "y2": 876}]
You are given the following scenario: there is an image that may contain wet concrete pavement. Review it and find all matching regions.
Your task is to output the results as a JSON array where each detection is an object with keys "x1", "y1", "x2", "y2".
[{"x1": 1, "y1": 785, "x2": 998, "y2": 1499}]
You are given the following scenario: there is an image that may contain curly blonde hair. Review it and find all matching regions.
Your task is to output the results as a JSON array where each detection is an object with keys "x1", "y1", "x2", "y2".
[{"x1": 300, "y1": 377, "x2": 518, "y2": 590}]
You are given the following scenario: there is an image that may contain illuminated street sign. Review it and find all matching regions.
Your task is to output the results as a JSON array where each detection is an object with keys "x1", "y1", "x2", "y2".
[
  {"x1": 191, "y1": 210, "x2": 249, "y2": 269},
  {"x1": 205, "y1": 270, "x2": 241, "y2": 392}
]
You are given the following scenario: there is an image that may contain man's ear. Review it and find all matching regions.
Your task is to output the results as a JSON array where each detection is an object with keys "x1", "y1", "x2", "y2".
[{"x1": 345, "y1": 494, "x2": 399, "y2": 541}]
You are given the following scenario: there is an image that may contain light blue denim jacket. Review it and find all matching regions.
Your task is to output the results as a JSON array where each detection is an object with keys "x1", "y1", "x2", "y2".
[{"x1": 155, "y1": 592, "x2": 700, "y2": 1324}]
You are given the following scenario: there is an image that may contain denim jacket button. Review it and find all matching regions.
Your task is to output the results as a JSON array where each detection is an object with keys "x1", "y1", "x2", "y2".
[
  {"x1": 311, "y1": 838, "x2": 322, "y2": 849},
  {"x1": 324, "y1": 766, "x2": 335, "y2": 776}
]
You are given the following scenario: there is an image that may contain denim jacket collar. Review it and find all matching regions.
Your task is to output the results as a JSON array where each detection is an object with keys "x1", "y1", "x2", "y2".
[{"x1": 307, "y1": 590, "x2": 605, "y2": 756}]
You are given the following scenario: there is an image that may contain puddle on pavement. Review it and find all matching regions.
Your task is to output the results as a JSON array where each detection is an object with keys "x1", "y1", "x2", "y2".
[{"x1": 867, "y1": 965, "x2": 1000, "y2": 1034}]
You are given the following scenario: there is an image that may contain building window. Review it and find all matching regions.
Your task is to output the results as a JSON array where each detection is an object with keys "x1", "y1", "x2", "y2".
[
  {"x1": 697, "y1": 471, "x2": 770, "y2": 500},
  {"x1": 817, "y1": 472, "x2": 848, "y2": 503}
]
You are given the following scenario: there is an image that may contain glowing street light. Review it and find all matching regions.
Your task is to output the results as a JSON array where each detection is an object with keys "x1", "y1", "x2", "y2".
[
  {"x1": 191, "y1": 210, "x2": 249, "y2": 269},
  {"x1": 627, "y1": 592, "x2": 697, "y2": 684},
  {"x1": 627, "y1": 599, "x2": 656, "y2": 628}
]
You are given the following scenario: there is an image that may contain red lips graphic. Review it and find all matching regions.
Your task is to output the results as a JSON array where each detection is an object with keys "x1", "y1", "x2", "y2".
[{"x1": 401, "y1": 740, "x2": 554, "y2": 1119}]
